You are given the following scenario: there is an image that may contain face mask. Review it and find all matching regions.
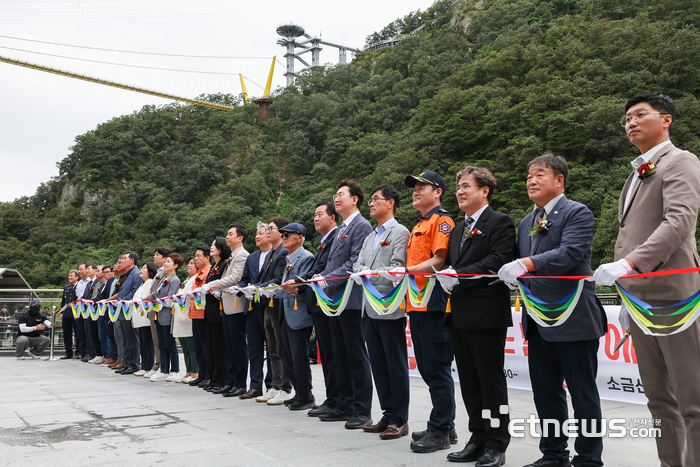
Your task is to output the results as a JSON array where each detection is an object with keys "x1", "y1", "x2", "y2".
[{"x1": 28, "y1": 306, "x2": 40, "y2": 317}]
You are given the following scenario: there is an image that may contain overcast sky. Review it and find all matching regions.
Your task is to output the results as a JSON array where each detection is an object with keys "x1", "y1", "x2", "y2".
[{"x1": 0, "y1": 0, "x2": 432, "y2": 203}]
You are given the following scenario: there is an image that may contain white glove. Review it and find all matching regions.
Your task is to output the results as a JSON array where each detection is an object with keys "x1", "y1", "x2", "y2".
[
  {"x1": 350, "y1": 273, "x2": 363, "y2": 285},
  {"x1": 379, "y1": 267, "x2": 406, "y2": 282},
  {"x1": 192, "y1": 287, "x2": 202, "y2": 294},
  {"x1": 436, "y1": 267, "x2": 459, "y2": 292},
  {"x1": 498, "y1": 259, "x2": 528, "y2": 286},
  {"x1": 213, "y1": 291, "x2": 222, "y2": 300},
  {"x1": 593, "y1": 259, "x2": 633, "y2": 286},
  {"x1": 201, "y1": 283, "x2": 212, "y2": 293},
  {"x1": 165, "y1": 299, "x2": 173, "y2": 307},
  {"x1": 311, "y1": 274, "x2": 328, "y2": 289}
]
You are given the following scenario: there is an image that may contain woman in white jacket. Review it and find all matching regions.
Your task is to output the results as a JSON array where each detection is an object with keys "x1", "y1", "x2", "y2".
[
  {"x1": 173, "y1": 256, "x2": 199, "y2": 383},
  {"x1": 132, "y1": 262, "x2": 157, "y2": 377}
]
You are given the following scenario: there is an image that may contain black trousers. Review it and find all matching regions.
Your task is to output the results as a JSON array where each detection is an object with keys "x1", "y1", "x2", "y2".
[
  {"x1": 74, "y1": 315, "x2": 87, "y2": 356},
  {"x1": 527, "y1": 326, "x2": 603, "y2": 467},
  {"x1": 106, "y1": 319, "x2": 118, "y2": 360},
  {"x1": 246, "y1": 304, "x2": 272, "y2": 390},
  {"x1": 409, "y1": 311, "x2": 456, "y2": 434},
  {"x1": 222, "y1": 313, "x2": 248, "y2": 388},
  {"x1": 312, "y1": 311, "x2": 339, "y2": 409},
  {"x1": 86, "y1": 318, "x2": 102, "y2": 358},
  {"x1": 449, "y1": 324, "x2": 510, "y2": 451},
  {"x1": 206, "y1": 320, "x2": 228, "y2": 387},
  {"x1": 328, "y1": 308, "x2": 373, "y2": 416},
  {"x1": 192, "y1": 319, "x2": 209, "y2": 379},
  {"x1": 62, "y1": 314, "x2": 76, "y2": 357},
  {"x1": 280, "y1": 316, "x2": 314, "y2": 402},
  {"x1": 363, "y1": 316, "x2": 410, "y2": 426}
]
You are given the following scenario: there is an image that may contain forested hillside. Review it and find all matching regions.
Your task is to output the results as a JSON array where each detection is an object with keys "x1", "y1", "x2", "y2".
[{"x1": 3, "y1": 0, "x2": 700, "y2": 288}]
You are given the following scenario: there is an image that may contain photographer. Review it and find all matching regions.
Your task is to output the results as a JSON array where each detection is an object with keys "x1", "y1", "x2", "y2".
[{"x1": 16, "y1": 300, "x2": 52, "y2": 360}]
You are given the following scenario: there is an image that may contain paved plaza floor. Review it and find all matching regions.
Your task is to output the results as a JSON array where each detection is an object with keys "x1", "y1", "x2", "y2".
[{"x1": 0, "y1": 354, "x2": 659, "y2": 466}]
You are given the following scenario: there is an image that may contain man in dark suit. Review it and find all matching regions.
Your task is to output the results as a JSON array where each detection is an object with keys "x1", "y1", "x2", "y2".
[
  {"x1": 115, "y1": 251, "x2": 144, "y2": 375},
  {"x1": 94, "y1": 265, "x2": 116, "y2": 365},
  {"x1": 281, "y1": 202, "x2": 338, "y2": 416},
  {"x1": 254, "y1": 217, "x2": 292, "y2": 404},
  {"x1": 498, "y1": 154, "x2": 606, "y2": 467},
  {"x1": 81, "y1": 264, "x2": 101, "y2": 363},
  {"x1": 316, "y1": 179, "x2": 374, "y2": 429},
  {"x1": 444, "y1": 167, "x2": 515, "y2": 467},
  {"x1": 59, "y1": 269, "x2": 79, "y2": 359},
  {"x1": 238, "y1": 222, "x2": 274, "y2": 399}
]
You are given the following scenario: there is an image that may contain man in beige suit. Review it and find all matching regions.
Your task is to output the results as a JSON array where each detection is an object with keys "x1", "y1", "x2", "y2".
[
  {"x1": 202, "y1": 223, "x2": 250, "y2": 397},
  {"x1": 595, "y1": 91, "x2": 700, "y2": 467}
]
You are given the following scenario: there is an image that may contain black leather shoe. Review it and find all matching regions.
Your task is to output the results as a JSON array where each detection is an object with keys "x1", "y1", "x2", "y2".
[
  {"x1": 289, "y1": 399, "x2": 316, "y2": 411},
  {"x1": 345, "y1": 414, "x2": 372, "y2": 429},
  {"x1": 284, "y1": 396, "x2": 297, "y2": 407},
  {"x1": 318, "y1": 409, "x2": 352, "y2": 422},
  {"x1": 223, "y1": 387, "x2": 246, "y2": 397},
  {"x1": 447, "y1": 442, "x2": 485, "y2": 462},
  {"x1": 205, "y1": 386, "x2": 220, "y2": 392},
  {"x1": 410, "y1": 430, "x2": 451, "y2": 453},
  {"x1": 523, "y1": 458, "x2": 571, "y2": 467},
  {"x1": 120, "y1": 367, "x2": 137, "y2": 375},
  {"x1": 475, "y1": 448, "x2": 505, "y2": 467},
  {"x1": 197, "y1": 379, "x2": 211, "y2": 388},
  {"x1": 213, "y1": 385, "x2": 233, "y2": 394},
  {"x1": 307, "y1": 405, "x2": 333, "y2": 417},
  {"x1": 188, "y1": 377, "x2": 203, "y2": 386},
  {"x1": 413, "y1": 427, "x2": 458, "y2": 444},
  {"x1": 60, "y1": 355, "x2": 72, "y2": 360}
]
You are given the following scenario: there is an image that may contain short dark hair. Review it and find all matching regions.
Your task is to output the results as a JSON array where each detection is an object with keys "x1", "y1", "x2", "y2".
[
  {"x1": 527, "y1": 154, "x2": 568, "y2": 188},
  {"x1": 456, "y1": 166, "x2": 497, "y2": 202},
  {"x1": 371, "y1": 184, "x2": 400, "y2": 214},
  {"x1": 154, "y1": 246, "x2": 173, "y2": 257},
  {"x1": 337, "y1": 179, "x2": 364, "y2": 207},
  {"x1": 124, "y1": 251, "x2": 139, "y2": 266},
  {"x1": 102, "y1": 265, "x2": 111, "y2": 273},
  {"x1": 143, "y1": 262, "x2": 158, "y2": 279},
  {"x1": 214, "y1": 237, "x2": 232, "y2": 259},
  {"x1": 315, "y1": 201, "x2": 337, "y2": 221},
  {"x1": 88, "y1": 263, "x2": 98, "y2": 270},
  {"x1": 167, "y1": 253, "x2": 185, "y2": 270},
  {"x1": 625, "y1": 91, "x2": 676, "y2": 123},
  {"x1": 196, "y1": 246, "x2": 211, "y2": 258},
  {"x1": 79, "y1": 263, "x2": 88, "y2": 269},
  {"x1": 269, "y1": 217, "x2": 289, "y2": 229},
  {"x1": 228, "y1": 223, "x2": 249, "y2": 242}
]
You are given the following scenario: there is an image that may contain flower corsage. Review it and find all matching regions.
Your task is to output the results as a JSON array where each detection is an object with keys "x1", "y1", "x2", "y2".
[
  {"x1": 528, "y1": 213, "x2": 550, "y2": 236},
  {"x1": 637, "y1": 161, "x2": 656, "y2": 180}
]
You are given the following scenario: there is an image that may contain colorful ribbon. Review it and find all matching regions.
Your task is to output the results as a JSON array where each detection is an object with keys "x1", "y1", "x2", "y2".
[
  {"x1": 407, "y1": 275, "x2": 436, "y2": 309},
  {"x1": 360, "y1": 275, "x2": 408, "y2": 315},
  {"x1": 107, "y1": 302, "x2": 118, "y2": 322},
  {"x1": 517, "y1": 278, "x2": 588, "y2": 327},
  {"x1": 617, "y1": 283, "x2": 700, "y2": 336},
  {"x1": 173, "y1": 295, "x2": 189, "y2": 313},
  {"x1": 191, "y1": 292, "x2": 205, "y2": 309},
  {"x1": 311, "y1": 279, "x2": 354, "y2": 316}
]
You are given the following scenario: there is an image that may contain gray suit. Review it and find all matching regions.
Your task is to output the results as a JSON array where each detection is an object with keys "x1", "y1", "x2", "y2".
[{"x1": 615, "y1": 143, "x2": 700, "y2": 467}]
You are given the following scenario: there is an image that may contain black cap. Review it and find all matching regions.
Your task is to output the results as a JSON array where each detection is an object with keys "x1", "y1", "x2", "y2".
[
  {"x1": 405, "y1": 170, "x2": 446, "y2": 192},
  {"x1": 279, "y1": 223, "x2": 306, "y2": 237}
]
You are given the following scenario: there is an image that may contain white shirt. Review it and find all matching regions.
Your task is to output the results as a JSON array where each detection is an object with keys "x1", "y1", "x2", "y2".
[
  {"x1": 258, "y1": 249, "x2": 271, "y2": 273},
  {"x1": 535, "y1": 193, "x2": 565, "y2": 216},
  {"x1": 75, "y1": 278, "x2": 90, "y2": 298},
  {"x1": 373, "y1": 218, "x2": 396, "y2": 253},
  {"x1": 339, "y1": 210, "x2": 361, "y2": 235},
  {"x1": 623, "y1": 140, "x2": 671, "y2": 214},
  {"x1": 320, "y1": 226, "x2": 337, "y2": 246},
  {"x1": 464, "y1": 204, "x2": 489, "y2": 231}
]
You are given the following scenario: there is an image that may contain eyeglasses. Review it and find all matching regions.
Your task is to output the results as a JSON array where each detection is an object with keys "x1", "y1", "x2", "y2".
[
  {"x1": 367, "y1": 197, "x2": 387, "y2": 206},
  {"x1": 333, "y1": 192, "x2": 348, "y2": 200},
  {"x1": 266, "y1": 226, "x2": 278, "y2": 232},
  {"x1": 454, "y1": 183, "x2": 473, "y2": 194},
  {"x1": 620, "y1": 110, "x2": 668, "y2": 127}
]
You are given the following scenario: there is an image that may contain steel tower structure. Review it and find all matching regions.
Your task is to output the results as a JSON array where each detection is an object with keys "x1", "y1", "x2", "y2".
[{"x1": 276, "y1": 22, "x2": 361, "y2": 86}]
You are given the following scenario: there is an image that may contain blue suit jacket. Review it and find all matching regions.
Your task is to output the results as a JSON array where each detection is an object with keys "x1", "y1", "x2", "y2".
[
  {"x1": 117, "y1": 266, "x2": 144, "y2": 320},
  {"x1": 277, "y1": 248, "x2": 315, "y2": 330},
  {"x1": 518, "y1": 195, "x2": 607, "y2": 342},
  {"x1": 240, "y1": 250, "x2": 264, "y2": 315},
  {"x1": 321, "y1": 213, "x2": 374, "y2": 310}
]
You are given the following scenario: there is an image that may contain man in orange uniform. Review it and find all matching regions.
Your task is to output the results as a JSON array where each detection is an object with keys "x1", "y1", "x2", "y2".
[{"x1": 399, "y1": 170, "x2": 457, "y2": 453}]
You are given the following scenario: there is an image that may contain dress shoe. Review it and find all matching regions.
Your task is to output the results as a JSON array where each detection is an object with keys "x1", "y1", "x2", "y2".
[
  {"x1": 523, "y1": 458, "x2": 571, "y2": 467},
  {"x1": 413, "y1": 427, "x2": 458, "y2": 444},
  {"x1": 197, "y1": 379, "x2": 211, "y2": 388},
  {"x1": 410, "y1": 429, "x2": 451, "y2": 453},
  {"x1": 120, "y1": 367, "x2": 137, "y2": 375},
  {"x1": 284, "y1": 396, "x2": 297, "y2": 407},
  {"x1": 307, "y1": 405, "x2": 333, "y2": 417},
  {"x1": 380, "y1": 423, "x2": 409, "y2": 440},
  {"x1": 188, "y1": 377, "x2": 203, "y2": 386},
  {"x1": 110, "y1": 362, "x2": 125, "y2": 370},
  {"x1": 205, "y1": 386, "x2": 220, "y2": 392},
  {"x1": 345, "y1": 414, "x2": 372, "y2": 429},
  {"x1": 318, "y1": 409, "x2": 352, "y2": 422},
  {"x1": 239, "y1": 388, "x2": 263, "y2": 399},
  {"x1": 362, "y1": 421, "x2": 389, "y2": 433},
  {"x1": 60, "y1": 355, "x2": 72, "y2": 360},
  {"x1": 223, "y1": 387, "x2": 246, "y2": 397},
  {"x1": 213, "y1": 385, "x2": 234, "y2": 394},
  {"x1": 447, "y1": 442, "x2": 485, "y2": 462},
  {"x1": 475, "y1": 448, "x2": 505, "y2": 467},
  {"x1": 103, "y1": 358, "x2": 116, "y2": 365},
  {"x1": 288, "y1": 399, "x2": 316, "y2": 411}
]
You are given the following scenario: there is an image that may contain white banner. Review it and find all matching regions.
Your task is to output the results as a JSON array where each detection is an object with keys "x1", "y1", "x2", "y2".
[{"x1": 407, "y1": 305, "x2": 647, "y2": 405}]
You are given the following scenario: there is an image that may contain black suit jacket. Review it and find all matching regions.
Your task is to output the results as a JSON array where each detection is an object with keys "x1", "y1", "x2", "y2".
[
  {"x1": 95, "y1": 278, "x2": 114, "y2": 302},
  {"x1": 299, "y1": 230, "x2": 337, "y2": 314},
  {"x1": 204, "y1": 259, "x2": 226, "y2": 323},
  {"x1": 61, "y1": 284, "x2": 77, "y2": 319},
  {"x1": 258, "y1": 244, "x2": 289, "y2": 311},
  {"x1": 445, "y1": 206, "x2": 516, "y2": 330}
]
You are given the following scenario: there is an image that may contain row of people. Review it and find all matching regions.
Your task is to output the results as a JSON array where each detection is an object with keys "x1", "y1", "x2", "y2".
[{"x1": 48, "y1": 91, "x2": 698, "y2": 467}]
